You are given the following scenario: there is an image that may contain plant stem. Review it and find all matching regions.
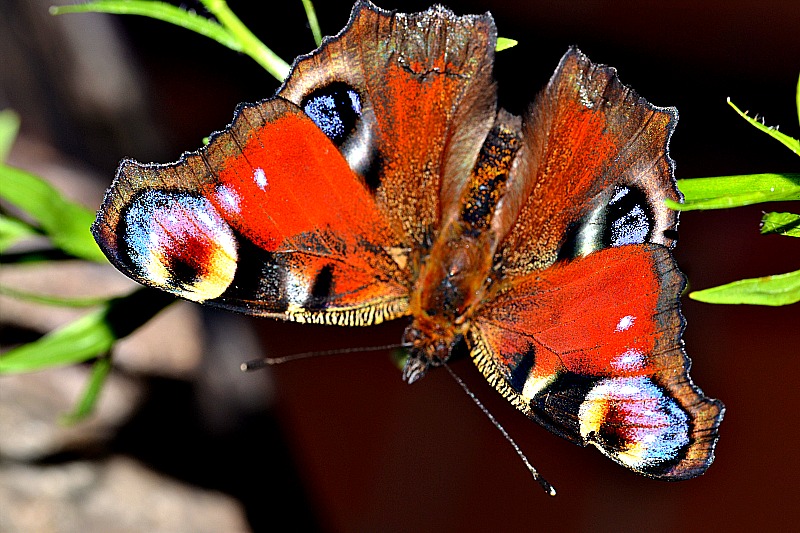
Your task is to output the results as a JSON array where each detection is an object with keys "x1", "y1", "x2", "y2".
[{"x1": 200, "y1": 0, "x2": 291, "y2": 80}]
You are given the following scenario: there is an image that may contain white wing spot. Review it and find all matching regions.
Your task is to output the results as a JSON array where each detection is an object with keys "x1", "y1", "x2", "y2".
[
  {"x1": 615, "y1": 315, "x2": 635, "y2": 332},
  {"x1": 254, "y1": 167, "x2": 268, "y2": 189},
  {"x1": 215, "y1": 185, "x2": 240, "y2": 213},
  {"x1": 611, "y1": 348, "x2": 645, "y2": 371}
]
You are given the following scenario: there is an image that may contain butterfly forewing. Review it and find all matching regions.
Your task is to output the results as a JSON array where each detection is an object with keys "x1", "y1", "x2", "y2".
[{"x1": 93, "y1": 98, "x2": 409, "y2": 324}]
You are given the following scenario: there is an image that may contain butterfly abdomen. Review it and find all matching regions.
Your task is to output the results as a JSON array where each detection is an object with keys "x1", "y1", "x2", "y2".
[{"x1": 402, "y1": 114, "x2": 523, "y2": 381}]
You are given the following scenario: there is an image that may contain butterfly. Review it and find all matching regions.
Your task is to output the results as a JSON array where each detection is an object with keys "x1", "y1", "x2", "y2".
[{"x1": 92, "y1": 0, "x2": 724, "y2": 487}]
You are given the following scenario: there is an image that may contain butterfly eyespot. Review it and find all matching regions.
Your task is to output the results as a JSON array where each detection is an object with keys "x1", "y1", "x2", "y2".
[
  {"x1": 579, "y1": 377, "x2": 690, "y2": 471},
  {"x1": 301, "y1": 81, "x2": 382, "y2": 191},
  {"x1": 120, "y1": 190, "x2": 237, "y2": 302},
  {"x1": 602, "y1": 186, "x2": 652, "y2": 247},
  {"x1": 558, "y1": 185, "x2": 654, "y2": 259},
  {"x1": 302, "y1": 81, "x2": 362, "y2": 146}
]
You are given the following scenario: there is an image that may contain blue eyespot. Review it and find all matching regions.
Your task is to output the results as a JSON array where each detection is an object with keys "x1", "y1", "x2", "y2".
[{"x1": 302, "y1": 82, "x2": 362, "y2": 146}]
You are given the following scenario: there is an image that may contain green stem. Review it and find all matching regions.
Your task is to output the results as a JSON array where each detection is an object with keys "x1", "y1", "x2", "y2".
[
  {"x1": 301, "y1": 0, "x2": 322, "y2": 46},
  {"x1": 200, "y1": 0, "x2": 291, "y2": 80}
]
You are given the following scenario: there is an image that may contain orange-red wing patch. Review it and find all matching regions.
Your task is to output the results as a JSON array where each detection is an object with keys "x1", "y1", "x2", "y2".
[{"x1": 470, "y1": 244, "x2": 723, "y2": 479}]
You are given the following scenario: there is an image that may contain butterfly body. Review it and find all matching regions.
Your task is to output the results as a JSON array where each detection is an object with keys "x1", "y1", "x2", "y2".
[{"x1": 93, "y1": 1, "x2": 723, "y2": 482}]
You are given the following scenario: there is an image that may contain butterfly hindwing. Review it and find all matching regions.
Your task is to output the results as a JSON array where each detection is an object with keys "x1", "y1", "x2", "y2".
[{"x1": 471, "y1": 245, "x2": 723, "y2": 478}]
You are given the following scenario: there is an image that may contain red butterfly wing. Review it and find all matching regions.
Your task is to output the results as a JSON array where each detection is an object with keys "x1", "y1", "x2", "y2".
[
  {"x1": 93, "y1": 99, "x2": 409, "y2": 324},
  {"x1": 495, "y1": 48, "x2": 680, "y2": 276},
  {"x1": 471, "y1": 245, "x2": 723, "y2": 478},
  {"x1": 279, "y1": 1, "x2": 498, "y2": 248},
  {"x1": 465, "y1": 49, "x2": 723, "y2": 479},
  {"x1": 93, "y1": 3, "x2": 497, "y2": 326}
]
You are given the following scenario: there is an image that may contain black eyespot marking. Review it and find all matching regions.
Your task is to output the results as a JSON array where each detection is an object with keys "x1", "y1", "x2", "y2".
[
  {"x1": 166, "y1": 257, "x2": 202, "y2": 288},
  {"x1": 302, "y1": 82, "x2": 362, "y2": 146},
  {"x1": 309, "y1": 263, "x2": 334, "y2": 304},
  {"x1": 219, "y1": 232, "x2": 287, "y2": 310},
  {"x1": 509, "y1": 346, "x2": 536, "y2": 393},
  {"x1": 602, "y1": 186, "x2": 652, "y2": 247},
  {"x1": 528, "y1": 373, "x2": 596, "y2": 443},
  {"x1": 662, "y1": 228, "x2": 679, "y2": 241},
  {"x1": 556, "y1": 221, "x2": 581, "y2": 261}
]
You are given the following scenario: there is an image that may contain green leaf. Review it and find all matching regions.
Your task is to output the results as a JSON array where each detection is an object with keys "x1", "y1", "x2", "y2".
[
  {"x1": 496, "y1": 37, "x2": 518, "y2": 52},
  {"x1": 728, "y1": 98, "x2": 800, "y2": 156},
  {"x1": 796, "y1": 73, "x2": 799, "y2": 126},
  {"x1": 51, "y1": 0, "x2": 291, "y2": 81},
  {"x1": 301, "y1": 0, "x2": 322, "y2": 46},
  {"x1": 0, "y1": 288, "x2": 175, "y2": 374},
  {"x1": 0, "y1": 214, "x2": 37, "y2": 253},
  {"x1": 0, "y1": 283, "x2": 110, "y2": 307},
  {"x1": 666, "y1": 173, "x2": 800, "y2": 211},
  {"x1": 761, "y1": 212, "x2": 800, "y2": 237},
  {"x1": 51, "y1": 1, "x2": 239, "y2": 47},
  {"x1": 0, "y1": 307, "x2": 115, "y2": 373},
  {"x1": 690, "y1": 269, "x2": 800, "y2": 306},
  {"x1": 61, "y1": 356, "x2": 112, "y2": 424},
  {"x1": 0, "y1": 109, "x2": 21, "y2": 163},
  {"x1": 0, "y1": 163, "x2": 105, "y2": 262}
]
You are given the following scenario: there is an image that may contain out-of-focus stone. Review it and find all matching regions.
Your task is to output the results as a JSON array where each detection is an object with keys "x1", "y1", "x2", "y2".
[
  {"x1": 0, "y1": 365, "x2": 141, "y2": 461},
  {"x1": 111, "y1": 300, "x2": 204, "y2": 378},
  {"x1": 0, "y1": 457, "x2": 250, "y2": 533}
]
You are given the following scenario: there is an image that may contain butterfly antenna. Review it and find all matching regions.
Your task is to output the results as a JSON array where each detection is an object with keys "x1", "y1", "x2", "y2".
[
  {"x1": 444, "y1": 364, "x2": 557, "y2": 496},
  {"x1": 240, "y1": 343, "x2": 407, "y2": 371}
]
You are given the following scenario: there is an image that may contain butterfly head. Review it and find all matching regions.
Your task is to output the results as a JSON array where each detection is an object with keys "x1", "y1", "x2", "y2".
[{"x1": 401, "y1": 316, "x2": 467, "y2": 384}]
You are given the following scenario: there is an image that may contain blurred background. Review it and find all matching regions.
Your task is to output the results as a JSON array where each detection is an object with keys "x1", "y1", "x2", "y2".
[{"x1": 1, "y1": 0, "x2": 798, "y2": 531}]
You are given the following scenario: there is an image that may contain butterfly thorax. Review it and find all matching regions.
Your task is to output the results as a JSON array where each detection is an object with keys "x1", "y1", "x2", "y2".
[{"x1": 402, "y1": 116, "x2": 521, "y2": 383}]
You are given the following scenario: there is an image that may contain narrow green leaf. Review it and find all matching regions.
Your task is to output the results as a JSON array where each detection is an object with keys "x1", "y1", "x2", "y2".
[
  {"x1": 51, "y1": 1, "x2": 240, "y2": 49},
  {"x1": 496, "y1": 37, "x2": 518, "y2": 52},
  {"x1": 301, "y1": 0, "x2": 322, "y2": 46},
  {"x1": 199, "y1": 0, "x2": 291, "y2": 80},
  {"x1": 61, "y1": 356, "x2": 112, "y2": 424},
  {"x1": 666, "y1": 173, "x2": 800, "y2": 211},
  {"x1": 0, "y1": 283, "x2": 111, "y2": 307},
  {"x1": 0, "y1": 214, "x2": 37, "y2": 252},
  {"x1": 728, "y1": 98, "x2": 800, "y2": 156},
  {"x1": 0, "y1": 163, "x2": 105, "y2": 262},
  {"x1": 0, "y1": 109, "x2": 21, "y2": 163},
  {"x1": 52, "y1": 0, "x2": 291, "y2": 81},
  {"x1": 0, "y1": 288, "x2": 175, "y2": 374},
  {"x1": 0, "y1": 307, "x2": 115, "y2": 373},
  {"x1": 690, "y1": 269, "x2": 800, "y2": 306},
  {"x1": 761, "y1": 212, "x2": 800, "y2": 237}
]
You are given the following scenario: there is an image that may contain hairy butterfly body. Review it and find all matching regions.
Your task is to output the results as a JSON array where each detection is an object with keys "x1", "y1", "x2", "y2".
[{"x1": 93, "y1": 1, "x2": 723, "y2": 483}]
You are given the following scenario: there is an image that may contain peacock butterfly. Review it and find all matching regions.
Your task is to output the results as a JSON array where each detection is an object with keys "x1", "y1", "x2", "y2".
[{"x1": 92, "y1": 1, "x2": 724, "y2": 489}]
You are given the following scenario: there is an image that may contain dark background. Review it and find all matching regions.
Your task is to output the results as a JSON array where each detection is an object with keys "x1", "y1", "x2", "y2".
[{"x1": 3, "y1": 0, "x2": 799, "y2": 531}]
